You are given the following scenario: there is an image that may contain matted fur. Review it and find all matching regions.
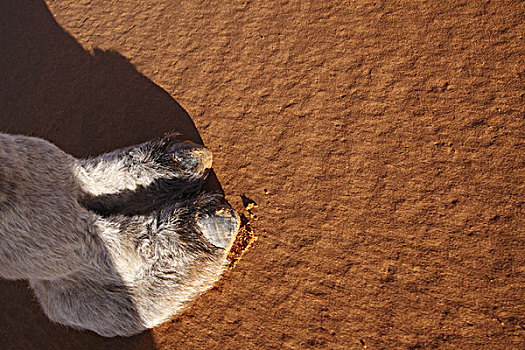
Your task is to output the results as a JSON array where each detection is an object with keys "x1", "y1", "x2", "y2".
[{"x1": 0, "y1": 133, "x2": 240, "y2": 337}]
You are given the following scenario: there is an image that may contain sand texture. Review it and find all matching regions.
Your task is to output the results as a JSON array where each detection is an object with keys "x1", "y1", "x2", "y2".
[{"x1": 0, "y1": 0, "x2": 523, "y2": 349}]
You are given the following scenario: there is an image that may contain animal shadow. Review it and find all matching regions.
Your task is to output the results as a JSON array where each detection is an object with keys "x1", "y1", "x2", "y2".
[{"x1": 0, "y1": 1, "x2": 220, "y2": 348}]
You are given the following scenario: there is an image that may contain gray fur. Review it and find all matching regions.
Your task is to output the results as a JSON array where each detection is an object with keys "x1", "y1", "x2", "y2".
[{"x1": 0, "y1": 133, "x2": 240, "y2": 337}]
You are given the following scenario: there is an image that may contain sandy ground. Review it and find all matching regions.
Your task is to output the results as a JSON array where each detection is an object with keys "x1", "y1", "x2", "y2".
[{"x1": 0, "y1": 0, "x2": 524, "y2": 349}]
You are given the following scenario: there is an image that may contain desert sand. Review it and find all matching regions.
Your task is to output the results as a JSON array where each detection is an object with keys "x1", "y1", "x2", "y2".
[{"x1": 0, "y1": 1, "x2": 523, "y2": 349}]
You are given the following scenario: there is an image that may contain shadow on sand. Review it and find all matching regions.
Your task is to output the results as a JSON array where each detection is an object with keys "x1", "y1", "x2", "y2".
[{"x1": 0, "y1": 1, "x2": 219, "y2": 348}]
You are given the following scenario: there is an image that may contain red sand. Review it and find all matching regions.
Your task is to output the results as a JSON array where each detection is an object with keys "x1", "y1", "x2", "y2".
[{"x1": 0, "y1": 1, "x2": 523, "y2": 349}]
